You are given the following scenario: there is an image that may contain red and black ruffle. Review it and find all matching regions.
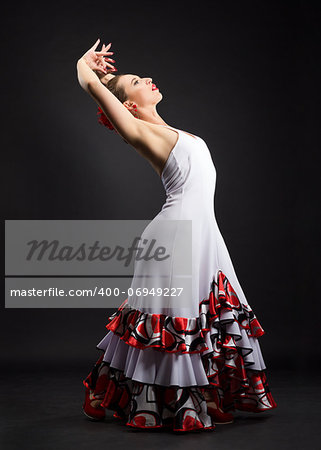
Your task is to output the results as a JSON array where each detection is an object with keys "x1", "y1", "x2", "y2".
[
  {"x1": 105, "y1": 270, "x2": 265, "y2": 354},
  {"x1": 84, "y1": 353, "x2": 215, "y2": 432},
  {"x1": 83, "y1": 269, "x2": 277, "y2": 432}
]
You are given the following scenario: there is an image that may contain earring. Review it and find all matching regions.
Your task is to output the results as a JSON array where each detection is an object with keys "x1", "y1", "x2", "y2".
[{"x1": 132, "y1": 105, "x2": 139, "y2": 118}]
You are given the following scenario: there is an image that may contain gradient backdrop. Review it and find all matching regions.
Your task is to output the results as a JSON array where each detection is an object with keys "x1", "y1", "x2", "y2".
[{"x1": 1, "y1": 1, "x2": 320, "y2": 371}]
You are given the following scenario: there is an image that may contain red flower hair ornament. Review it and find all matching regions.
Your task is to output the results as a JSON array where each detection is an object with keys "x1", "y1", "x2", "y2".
[
  {"x1": 97, "y1": 106, "x2": 139, "y2": 133},
  {"x1": 97, "y1": 107, "x2": 116, "y2": 131}
]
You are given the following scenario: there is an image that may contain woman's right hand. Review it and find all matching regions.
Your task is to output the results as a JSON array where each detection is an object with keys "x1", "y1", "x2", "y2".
[{"x1": 80, "y1": 39, "x2": 117, "y2": 76}]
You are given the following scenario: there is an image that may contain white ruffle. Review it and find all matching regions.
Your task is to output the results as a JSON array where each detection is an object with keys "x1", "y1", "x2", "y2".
[
  {"x1": 96, "y1": 327, "x2": 266, "y2": 387},
  {"x1": 97, "y1": 330, "x2": 209, "y2": 387}
]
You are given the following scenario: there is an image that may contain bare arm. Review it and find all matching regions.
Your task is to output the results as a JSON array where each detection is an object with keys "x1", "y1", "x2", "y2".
[
  {"x1": 76, "y1": 40, "x2": 177, "y2": 176},
  {"x1": 76, "y1": 41, "x2": 142, "y2": 145}
]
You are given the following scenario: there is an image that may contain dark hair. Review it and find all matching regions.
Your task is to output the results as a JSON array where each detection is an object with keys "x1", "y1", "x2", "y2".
[
  {"x1": 97, "y1": 74, "x2": 130, "y2": 143},
  {"x1": 106, "y1": 74, "x2": 127, "y2": 103},
  {"x1": 97, "y1": 74, "x2": 128, "y2": 131}
]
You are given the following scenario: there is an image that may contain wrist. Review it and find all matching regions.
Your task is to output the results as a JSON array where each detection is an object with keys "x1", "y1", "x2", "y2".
[
  {"x1": 98, "y1": 74, "x2": 109, "y2": 86},
  {"x1": 100, "y1": 73, "x2": 116, "y2": 87},
  {"x1": 77, "y1": 57, "x2": 94, "y2": 71},
  {"x1": 77, "y1": 57, "x2": 86, "y2": 65}
]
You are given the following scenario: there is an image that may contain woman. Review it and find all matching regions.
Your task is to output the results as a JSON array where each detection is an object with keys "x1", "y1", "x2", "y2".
[{"x1": 78, "y1": 39, "x2": 277, "y2": 433}]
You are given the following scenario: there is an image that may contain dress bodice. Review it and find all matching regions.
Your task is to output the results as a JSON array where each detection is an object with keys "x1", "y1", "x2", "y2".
[{"x1": 160, "y1": 126, "x2": 217, "y2": 221}]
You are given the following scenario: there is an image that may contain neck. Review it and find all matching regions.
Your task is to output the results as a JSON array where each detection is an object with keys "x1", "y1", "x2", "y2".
[{"x1": 137, "y1": 105, "x2": 168, "y2": 126}]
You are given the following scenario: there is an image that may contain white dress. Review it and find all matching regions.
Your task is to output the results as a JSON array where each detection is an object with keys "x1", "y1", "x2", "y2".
[{"x1": 83, "y1": 125, "x2": 277, "y2": 432}]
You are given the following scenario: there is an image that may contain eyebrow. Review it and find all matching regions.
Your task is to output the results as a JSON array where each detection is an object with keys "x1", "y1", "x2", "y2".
[{"x1": 131, "y1": 77, "x2": 138, "y2": 85}]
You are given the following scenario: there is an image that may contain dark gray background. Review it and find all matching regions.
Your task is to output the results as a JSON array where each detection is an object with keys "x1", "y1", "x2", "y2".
[{"x1": 1, "y1": 0, "x2": 320, "y2": 372}]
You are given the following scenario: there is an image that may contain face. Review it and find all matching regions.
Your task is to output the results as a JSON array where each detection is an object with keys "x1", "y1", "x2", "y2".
[{"x1": 118, "y1": 74, "x2": 162, "y2": 107}]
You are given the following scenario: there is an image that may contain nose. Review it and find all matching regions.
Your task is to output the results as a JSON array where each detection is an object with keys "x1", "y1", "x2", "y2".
[{"x1": 145, "y1": 77, "x2": 152, "y2": 84}]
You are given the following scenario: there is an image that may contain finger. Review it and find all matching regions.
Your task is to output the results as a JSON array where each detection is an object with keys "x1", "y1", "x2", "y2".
[
  {"x1": 104, "y1": 62, "x2": 116, "y2": 69},
  {"x1": 92, "y1": 38, "x2": 100, "y2": 50},
  {"x1": 98, "y1": 60, "x2": 106, "y2": 70},
  {"x1": 96, "y1": 51, "x2": 113, "y2": 56},
  {"x1": 98, "y1": 42, "x2": 112, "y2": 54},
  {"x1": 97, "y1": 66, "x2": 108, "y2": 74}
]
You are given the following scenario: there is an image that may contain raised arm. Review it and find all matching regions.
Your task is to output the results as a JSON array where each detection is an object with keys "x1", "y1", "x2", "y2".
[{"x1": 76, "y1": 40, "x2": 142, "y2": 145}]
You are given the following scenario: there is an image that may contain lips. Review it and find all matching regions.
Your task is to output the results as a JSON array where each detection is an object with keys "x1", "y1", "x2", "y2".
[{"x1": 152, "y1": 83, "x2": 159, "y2": 91}]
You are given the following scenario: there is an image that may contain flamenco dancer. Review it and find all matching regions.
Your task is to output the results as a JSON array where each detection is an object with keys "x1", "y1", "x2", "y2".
[{"x1": 78, "y1": 39, "x2": 277, "y2": 433}]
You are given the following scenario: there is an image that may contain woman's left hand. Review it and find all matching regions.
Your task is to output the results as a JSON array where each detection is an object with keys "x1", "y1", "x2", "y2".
[{"x1": 81, "y1": 39, "x2": 117, "y2": 76}]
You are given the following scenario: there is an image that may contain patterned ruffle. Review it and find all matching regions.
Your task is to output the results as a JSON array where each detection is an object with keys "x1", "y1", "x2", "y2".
[
  {"x1": 83, "y1": 352, "x2": 277, "y2": 432},
  {"x1": 82, "y1": 269, "x2": 277, "y2": 431},
  {"x1": 202, "y1": 360, "x2": 277, "y2": 413},
  {"x1": 83, "y1": 353, "x2": 215, "y2": 433},
  {"x1": 105, "y1": 270, "x2": 265, "y2": 354}
]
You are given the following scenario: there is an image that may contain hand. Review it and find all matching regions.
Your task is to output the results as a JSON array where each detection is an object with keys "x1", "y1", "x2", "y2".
[
  {"x1": 95, "y1": 43, "x2": 118, "y2": 79},
  {"x1": 81, "y1": 39, "x2": 117, "y2": 76}
]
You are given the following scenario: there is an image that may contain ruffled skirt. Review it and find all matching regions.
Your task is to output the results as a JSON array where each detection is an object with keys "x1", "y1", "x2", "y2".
[{"x1": 83, "y1": 270, "x2": 277, "y2": 432}]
